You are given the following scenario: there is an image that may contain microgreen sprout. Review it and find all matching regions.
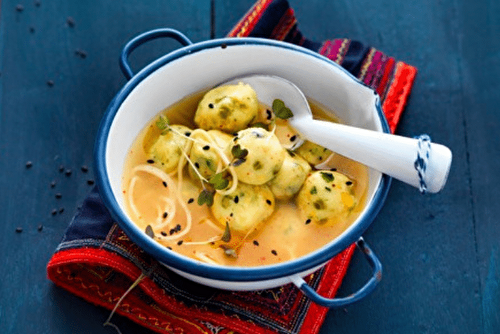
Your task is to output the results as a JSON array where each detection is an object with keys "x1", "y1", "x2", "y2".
[{"x1": 272, "y1": 99, "x2": 293, "y2": 119}]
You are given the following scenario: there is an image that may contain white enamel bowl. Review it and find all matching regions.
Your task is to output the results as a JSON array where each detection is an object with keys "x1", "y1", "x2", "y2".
[{"x1": 94, "y1": 28, "x2": 390, "y2": 307}]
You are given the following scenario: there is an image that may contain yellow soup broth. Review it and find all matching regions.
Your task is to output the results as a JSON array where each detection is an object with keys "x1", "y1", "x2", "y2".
[{"x1": 122, "y1": 89, "x2": 368, "y2": 267}]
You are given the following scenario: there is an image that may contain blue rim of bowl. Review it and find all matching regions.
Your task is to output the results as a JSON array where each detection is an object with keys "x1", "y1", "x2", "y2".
[{"x1": 94, "y1": 37, "x2": 392, "y2": 282}]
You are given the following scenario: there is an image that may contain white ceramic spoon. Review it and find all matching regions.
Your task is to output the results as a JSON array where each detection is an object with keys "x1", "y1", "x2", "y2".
[{"x1": 223, "y1": 75, "x2": 452, "y2": 193}]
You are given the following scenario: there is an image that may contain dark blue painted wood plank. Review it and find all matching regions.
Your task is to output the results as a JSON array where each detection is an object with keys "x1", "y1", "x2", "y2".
[
  {"x1": 1, "y1": 0, "x2": 499, "y2": 333},
  {"x1": 0, "y1": 1, "x2": 210, "y2": 333},
  {"x1": 459, "y1": 1, "x2": 500, "y2": 333}
]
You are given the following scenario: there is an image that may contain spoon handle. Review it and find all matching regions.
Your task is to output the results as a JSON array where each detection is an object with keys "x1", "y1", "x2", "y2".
[{"x1": 291, "y1": 118, "x2": 452, "y2": 193}]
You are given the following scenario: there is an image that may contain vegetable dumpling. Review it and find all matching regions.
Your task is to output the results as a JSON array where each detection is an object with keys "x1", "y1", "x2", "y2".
[
  {"x1": 211, "y1": 183, "x2": 275, "y2": 235},
  {"x1": 295, "y1": 140, "x2": 332, "y2": 166},
  {"x1": 188, "y1": 130, "x2": 232, "y2": 180},
  {"x1": 147, "y1": 124, "x2": 192, "y2": 173},
  {"x1": 269, "y1": 152, "x2": 311, "y2": 200},
  {"x1": 194, "y1": 83, "x2": 259, "y2": 133},
  {"x1": 231, "y1": 127, "x2": 286, "y2": 185},
  {"x1": 296, "y1": 170, "x2": 356, "y2": 224}
]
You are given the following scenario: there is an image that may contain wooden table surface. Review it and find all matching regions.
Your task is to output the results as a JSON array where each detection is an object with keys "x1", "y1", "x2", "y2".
[{"x1": 1, "y1": 0, "x2": 498, "y2": 333}]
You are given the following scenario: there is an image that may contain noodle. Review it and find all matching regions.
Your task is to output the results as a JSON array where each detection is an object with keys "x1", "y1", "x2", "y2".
[
  {"x1": 127, "y1": 176, "x2": 141, "y2": 219},
  {"x1": 130, "y1": 164, "x2": 192, "y2": 240}
]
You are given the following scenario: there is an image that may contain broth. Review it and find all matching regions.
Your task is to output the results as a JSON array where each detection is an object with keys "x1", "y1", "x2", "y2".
[{"x1": 122, "y1": 90, "x2": 368, "y2": 267}]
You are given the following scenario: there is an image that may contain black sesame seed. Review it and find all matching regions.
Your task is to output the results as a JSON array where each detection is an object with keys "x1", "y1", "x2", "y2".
[
  {"x1": 271, "y1": 250, "x2": 278, "y2": 256},
  {"x1": 81, "y1": 165, "x2": 89, "y2": 173},
  {"x1": 162, "y1": 212, "x2": 168, "y2": 219},
  {"x1": 208, "y1": 103, "x2": 214, "y2": 109},
  {"x1": 266, "y1": 109, "x2": 272, "y2": 120},
  {"x1": 147, "y1": 159, "x2": 155, "y2": 164},
  {"x1": 55, "y1": 193, "x2": 62, "y2": 199},
  {"x1": 160, "y1": 231, "x2": 167, "y2": 236},
  {"x1": 15, "y1": 227, "x2": 23, "y2": 233},
  {"x1": 87, "y1": 179, "x2": 95, "y2": 185},
  {"x1": 175, "y1": 224, "x2": 181, "y2": 231},
  {"x1": 58, "y1": 207, "x2": 64, "y2": 213},
  {"x1": 169, "y1": 228, "x2": 175, "y2": 235},
  {"x1": 194, "y1": 162, "x2": 200, "y2": 169},
  {"x1": 229, "y1": 212, "x2": 233, "y2": 217},
  {"x1": 188, "y1": 198, "x2": 194, "y2": 204},
  {"x1": 75, "y1": 49, "x2": 87, "y2": 59},
  {"x1": 330, "y1": 168, "x2": 337, "y2": 171},
  {"x1": 346, "y1": 181, "x2": 353, "y2": 186},
  {"x1": 325, "y1": 187, "x2": 331, "y2": 192},
  {"x1": 290, "y1": 135, "x2": 297, "y2": 142},
  {"x1": 66, "y1": 16, "x2": 75, "y2": 27},
  {"x1": 185, "y1": 132, "x2": 191, "y2": 137},
  {"x1": 162, "y1": 181, "x2": 167, "y2": 187},
  {"x1": 305, "y1": 219, "x2": 312, "y2": 225},
  {"x1": 25, "y1": 161, "x2": 33, "y2": 168},
  {"x1": 65, "y1": 169, "x2": 72, "y2": 176},
  {"x1": 167, "y1": 246, "x2": 172, "y2": 250},
  {"x1": 253, "y1": 240, "x2": 259, "y2": 246},
  {"x1": 202, "y1": 145, "x2": 210, "y2": 151},
  {"x1": 266, "y1": 199, "x2": 272, "y2": 205},
  {"x1": 47, "y1": 80, "x2": 54, "y2": 87},
  {"x1": 50, "y1": 180, "x2": 56, "y2": 188},
  {"x1": 234, "y1": 196, "x2": 239, "y2": 204},
  {"x1": 37, "y1": 224, "x2": 43, "y2": 232},
  {"x1": 221, "y1": 43, "x2": 227, "y2": 49},
  {"x1": 177, "y1": 240, "x2": 183, "y2": 246},
  {"x1": 51, "y1": 209, "x2": 58, "y2": 215}
]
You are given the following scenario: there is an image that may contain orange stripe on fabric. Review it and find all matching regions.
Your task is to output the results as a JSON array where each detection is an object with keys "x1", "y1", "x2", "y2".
[
  {"x1": 226, "y1": 0, "x2": 273, "y2": 37},
  {"x1": 382, "y1": 62, "x2": 418, "y2": 133},
  {"x1": 270, "y1": 7, "x2": 297, "y2": 40}
]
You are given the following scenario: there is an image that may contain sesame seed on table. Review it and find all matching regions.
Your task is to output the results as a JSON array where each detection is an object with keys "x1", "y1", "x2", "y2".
[{"x1": 0, "y1": 0, "x2": 497, "y2": 334}]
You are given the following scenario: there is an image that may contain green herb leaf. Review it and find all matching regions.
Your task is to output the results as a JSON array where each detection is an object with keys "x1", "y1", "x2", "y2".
[
  {"x1": 272, "y1": 99, "x2": 293, "y2": 119},
  {"x1": 310, "y1": 186, "x2": 318, "y2": 195},
  {"x1": 197, "y1": 189, "x2": 214, "y2": 207},
  {"x1": 221, "y1": 222, "x2": 231, "y2": 242},
  {"x1": 209, "y1": 172, "x2": 230, "y2": 190},
  {"x1": 231, "y1": 144, "x2": 248, "y2": 159},
  {"x1": 156, "y1": 115, "x2": 170, "y2": 131},
  {"x1": 320, "y1": 172, "x2": 334, "y2": 183},
  {"x1": 145, "y1": 225, "x2": 155, "y2": 239}
]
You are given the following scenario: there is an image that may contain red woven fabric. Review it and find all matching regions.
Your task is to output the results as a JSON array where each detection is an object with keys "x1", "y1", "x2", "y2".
[{"x1": 47, "y1": 1, "x2": 417, "y2": 333}]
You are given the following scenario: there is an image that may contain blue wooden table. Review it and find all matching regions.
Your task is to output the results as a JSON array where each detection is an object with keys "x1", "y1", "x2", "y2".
[{"x1": 1, "y1": 0, "x2": 498, "y2": 333}]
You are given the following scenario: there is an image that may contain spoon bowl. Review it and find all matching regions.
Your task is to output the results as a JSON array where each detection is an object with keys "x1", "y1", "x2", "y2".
[{"x1": 223, "y1": 75, "x2": 452, "y2": 193}]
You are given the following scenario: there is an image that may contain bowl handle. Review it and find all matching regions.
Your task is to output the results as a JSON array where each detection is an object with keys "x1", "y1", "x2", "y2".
[
  {"x1": 119, "y1": 28, "x2": 193, "y2": 80},
  {"x1": 291, "y1": 237, "x2": 382, "y2": 308}
]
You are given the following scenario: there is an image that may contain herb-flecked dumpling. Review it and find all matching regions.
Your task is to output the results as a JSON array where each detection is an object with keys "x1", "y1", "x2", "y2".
[
  {"x1": 211, "y1": 183, "x2": 275, "y2": 235},
  {"x1": 231, "y1": 127, "x2": 286, "y2": 185},
  {"x1": 269, "y1": 152, "x2": 311, "y2": 200},
  {"x1": 194, "y1": 83, "x2": 259, "y2": 133},
  {"x1": 296, "y1": 170, "x2": 356, "y2": 224},
  {"x1": 147, "y1": 124, "x2": 192, "y2": 173},
  {"x1": 295, "y1": 140, "x2": 333, "y2": 166},
  {"x1": 188, "y1": 130, "x2": 232, "y2": 180}
]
